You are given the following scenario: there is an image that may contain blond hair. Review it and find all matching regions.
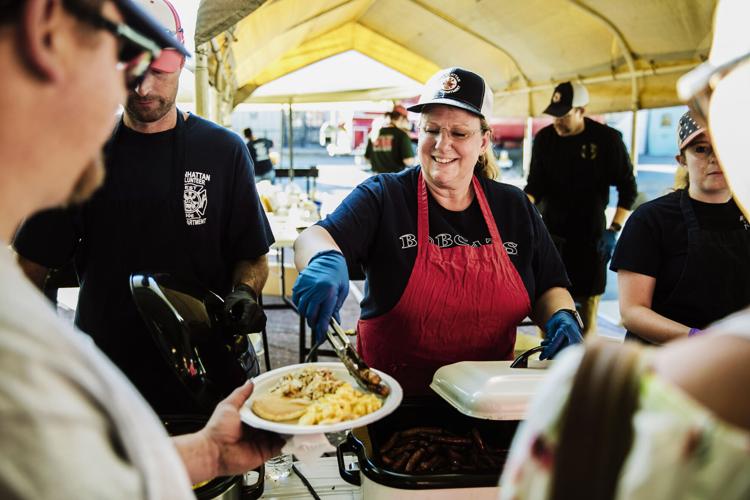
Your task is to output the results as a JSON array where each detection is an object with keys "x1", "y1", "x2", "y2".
[
  {"x1": 673, "y1": 167, "x2": 689, "y2": 190},
  {"x1": 476, "y1": 118, "x2": 498, "y2": 180}
]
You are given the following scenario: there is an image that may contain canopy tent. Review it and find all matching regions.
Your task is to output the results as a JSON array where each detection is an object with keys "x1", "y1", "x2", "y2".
[{"x1": 194, "y1": 0, "x2": 716, "y2": 117}]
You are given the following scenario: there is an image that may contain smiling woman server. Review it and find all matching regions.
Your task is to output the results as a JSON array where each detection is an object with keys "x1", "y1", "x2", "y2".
[{"x1": 291, "y1": 68, "x2": 586, "y2": 395}]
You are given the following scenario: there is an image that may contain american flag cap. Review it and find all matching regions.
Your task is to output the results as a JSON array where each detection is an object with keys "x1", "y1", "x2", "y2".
[{"x1": 677, "y1": 111, "x2": 705, "y2": 150}]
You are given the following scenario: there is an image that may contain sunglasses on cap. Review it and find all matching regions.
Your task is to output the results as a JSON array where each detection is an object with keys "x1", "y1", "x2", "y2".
[
  {"x1": 678, "y1": 49, "x2": 750, "y2": 127},
  {"x1": 62, "y1": 0, "x2": 161, "y2": 90}
]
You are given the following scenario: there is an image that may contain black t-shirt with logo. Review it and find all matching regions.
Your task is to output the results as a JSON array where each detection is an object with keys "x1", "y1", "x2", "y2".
[
  {"x1": 13, "y1": 112, "x2": 274, "y2": 414},
  {"x1": 524, "y1": 118, "x2": 638, "y2": 242},
  {"x1": 248, "y1": 137, "x2": 274, "y2": 176},
  {"x1": 318, "y1": 166, "x2": 569, "y2": 319},
  {"x1": 364, "y1": 126, "x2": 414, "y2": 174}
]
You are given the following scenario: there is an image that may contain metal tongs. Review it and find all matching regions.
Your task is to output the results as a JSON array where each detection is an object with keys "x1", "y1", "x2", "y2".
[{"x1": 327, "y1": 317, "x2": 391, "y2": 397}]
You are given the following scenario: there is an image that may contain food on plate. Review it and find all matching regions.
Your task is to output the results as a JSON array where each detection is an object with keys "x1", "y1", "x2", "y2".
[
  {"x1": 378, "y1": 426, "x2": 507, "y2": 474},
  {"x1": 250, "y1": 367, "x2": 384, "y2": 425},
  {"x1": 269, "y1": 367, "x2": 345, "y2": 399},
  {"x1": 299, "y1": 384, "x2": 382, "y2": 425},
  {"x1": 251, "y1": 393, "x2": 311, "y2": 422},
  {"x1": 356, "y1": 365, "x2": 390, "y2": 397}
]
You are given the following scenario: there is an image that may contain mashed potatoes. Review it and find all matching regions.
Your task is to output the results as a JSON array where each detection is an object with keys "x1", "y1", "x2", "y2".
[{"x1": 298, "y1": 383, "x2": 383, "y2": 425}]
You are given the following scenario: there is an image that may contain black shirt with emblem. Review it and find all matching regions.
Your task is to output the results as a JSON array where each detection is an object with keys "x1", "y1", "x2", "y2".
[
  {"x1": 13, "y1": 112, "x2": 274, "y2": 414},
  {"x1": 524, "y1": 117, "x2": 637, "y2": 295},
  {"x1": 318, "y1": 166, "x2": 569, "y2": 319}
]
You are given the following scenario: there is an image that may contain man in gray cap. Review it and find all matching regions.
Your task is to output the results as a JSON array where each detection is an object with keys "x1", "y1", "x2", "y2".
[
  {"x1": 525, "y1": 82, "x2": 638, "y2": 335},
  {"x1": 0, "y1": 1, "x2": 281, "y2": 497}
]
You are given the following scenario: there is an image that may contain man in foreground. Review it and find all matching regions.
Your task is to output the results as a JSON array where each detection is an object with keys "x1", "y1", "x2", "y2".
[
  {"x1": 13, "y1": 0, "x2": 274, "y2": 416},
  {"x1": 0, "y1": 0, "x2": 281, "y2": 496}
]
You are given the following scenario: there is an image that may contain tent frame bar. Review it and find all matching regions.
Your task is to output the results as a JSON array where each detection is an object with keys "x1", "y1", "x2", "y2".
[{"x1": 495, "y1": 63, "x2": 697, "y2": 99}]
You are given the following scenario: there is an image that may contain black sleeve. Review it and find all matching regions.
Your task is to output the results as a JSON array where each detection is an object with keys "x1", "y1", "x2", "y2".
[
  {"x1": 364, "y1": 139, "x2": 373, "y2": 160},
  {"x1": 524, "y1": 133, "x2": 546, "y2": 201},
  {"x1": 609, "y1": 207, "x2": 661, "y2": 276},
  {"x1": 608, "y1": 131, "x2": 638, "y2": 209},
  {"x1": 226, "y1": 139, "x2": 274, "y2": 261},
  {"x1": 13, "y1": 207, "x2": 80, "y2": 268},
  {"x1": 527, "y1": 196, "x2": 571, "y2": 299},
  {"x1": 318, "y1": 176, "x2": 383, "y2": 267}
]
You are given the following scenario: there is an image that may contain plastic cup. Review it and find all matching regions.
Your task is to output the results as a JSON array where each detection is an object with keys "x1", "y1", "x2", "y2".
[{"x1": 264, "y1": 453, "x2": 293, "y2": 481}]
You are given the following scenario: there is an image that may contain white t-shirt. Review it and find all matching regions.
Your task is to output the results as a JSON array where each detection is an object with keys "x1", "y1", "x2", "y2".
[{"x1": 0, "y1": 247, "x2": 193, "y2": 499}]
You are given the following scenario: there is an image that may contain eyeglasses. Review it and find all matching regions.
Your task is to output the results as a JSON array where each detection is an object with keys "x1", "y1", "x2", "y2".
[
  {"x1": 680, "y1": 50, "x2": 750, "y2": 127},
  {"x1": 61, "y1": 0, "x2": 162, "y2": 90},
  {"x1": 420, "y1": 125, "x2": 483, "y2": 142}
]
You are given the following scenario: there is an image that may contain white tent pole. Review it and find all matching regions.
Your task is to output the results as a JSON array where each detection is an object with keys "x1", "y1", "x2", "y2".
[
  {"x1": 631, "y1": 110, "x2": 639, "y2": 174},
  {"x1": 522, "y1": 91, "x2": 533, "y2": 180},
  {"x1": 495, "y1": 63, "x2": 695, "y2": 99},
  {"x1": 279, "y1": 106, "x2": 285, "y2": 168},
  {"x1": 523, "y1": 117, "x2": 533, "y2": 180},
  {"x1": 288, "y1": 100, "x2": 294, "y2": 181},
  {"x1": 194, "y1": 43, "x2": 210, "y2": 119}
]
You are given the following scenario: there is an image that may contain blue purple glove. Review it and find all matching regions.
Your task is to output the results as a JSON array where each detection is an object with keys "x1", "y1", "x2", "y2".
[
  {"x1": 597, "y1": 228, "x2": 617, "y2": 262},
  {"x1": 292, "y1": 250, "x2": 349, "y2": 344},
  {"x1": 540, "y1": 310, "x2": 584, "y2": 360}
]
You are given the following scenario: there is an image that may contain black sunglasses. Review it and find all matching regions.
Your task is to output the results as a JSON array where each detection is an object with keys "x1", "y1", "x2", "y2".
[{"x1": 61, "y1": 0, "x2": 161, "y2": 89}]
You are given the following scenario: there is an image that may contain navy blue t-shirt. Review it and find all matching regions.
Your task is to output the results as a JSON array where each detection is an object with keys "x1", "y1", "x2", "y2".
[
  {"x1": 14, "y1": 112, "x2": 274, "y2": 414},
  {"x1": 248, "y1": 138, "x2": 274, "y2": 176},
  {"x1": 318, "y1": 167, "x2": 570, "y2": 319}
]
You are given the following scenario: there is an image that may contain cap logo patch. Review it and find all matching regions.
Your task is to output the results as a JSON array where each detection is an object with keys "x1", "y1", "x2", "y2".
[
  {"x1": 552, "y1": 91, "x2": 561, "y2": 103},
  {"x1": 441, "y1": 73, "x2": 461, "y2": 93}
]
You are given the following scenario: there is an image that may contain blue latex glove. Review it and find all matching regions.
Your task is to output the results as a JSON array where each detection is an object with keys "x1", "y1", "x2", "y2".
[
  {"x1": 597, "y1": 229, "x2": 617, "y2": 262},
  {"x1": 292, "y1": 250, "x2": 349, "y2": 344},
  {"x1": 540, "y1": 310, "x2": 584, "y2": 360}
]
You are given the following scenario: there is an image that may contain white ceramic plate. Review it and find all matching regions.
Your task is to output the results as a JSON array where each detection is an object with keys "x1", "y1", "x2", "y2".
[{"x1": 240, "y1": 362, "x2": 403, "y2": 435}]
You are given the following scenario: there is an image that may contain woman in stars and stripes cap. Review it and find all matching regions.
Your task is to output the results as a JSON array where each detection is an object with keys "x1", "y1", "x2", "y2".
[{"x1": 608, "y1": 108, "x2": 750, "y2": 345}]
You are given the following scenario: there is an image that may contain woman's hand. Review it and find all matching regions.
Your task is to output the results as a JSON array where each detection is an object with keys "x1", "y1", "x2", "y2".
[
  {"x1": 540, "y1": 310, "x2": 584, "y2": 360},
  {"x1": 292, "y1": 250, "x2": 349, "y2": 343}
]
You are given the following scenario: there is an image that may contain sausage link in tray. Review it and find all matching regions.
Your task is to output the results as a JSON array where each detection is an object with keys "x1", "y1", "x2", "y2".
[{"x1": 378, "y1": 426, "x2": 508, "y2": 475}]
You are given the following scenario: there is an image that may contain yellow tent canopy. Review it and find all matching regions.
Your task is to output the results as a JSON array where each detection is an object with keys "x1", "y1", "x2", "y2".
[{"x1": 195, "y1": 0, "x2": 715, "y2": 116}]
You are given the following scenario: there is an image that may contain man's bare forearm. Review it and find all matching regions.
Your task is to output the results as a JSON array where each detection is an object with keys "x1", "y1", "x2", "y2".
[
  {"x1": 612, "y1": 206, "x2": 630, "y2": 228},
  {"x1": 232, "y1": 255, "x2": 269, "y2": 296}
]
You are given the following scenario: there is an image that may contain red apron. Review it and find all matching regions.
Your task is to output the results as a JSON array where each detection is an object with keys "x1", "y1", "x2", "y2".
[{"x1": 357, "y1": 171, "x2": 531, "y2": 394}]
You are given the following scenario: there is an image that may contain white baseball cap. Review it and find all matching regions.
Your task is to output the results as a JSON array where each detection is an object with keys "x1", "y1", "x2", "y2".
[{"x1": 132, "y1": 0, "x2": 185, "y2": 72}]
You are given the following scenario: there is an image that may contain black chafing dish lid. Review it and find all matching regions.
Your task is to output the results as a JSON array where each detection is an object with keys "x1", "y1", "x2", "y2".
[{"x1": 129, "y1": 273, "x2": 260, "y2": 410}]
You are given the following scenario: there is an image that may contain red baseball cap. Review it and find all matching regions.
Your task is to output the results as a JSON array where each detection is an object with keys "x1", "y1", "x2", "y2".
[
  {"x1": 133, "y1": 0, "x2": 185, "y2": 73},
  {"x1": 392, "y1": 104, "x2": 408, "y2": 118}
]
